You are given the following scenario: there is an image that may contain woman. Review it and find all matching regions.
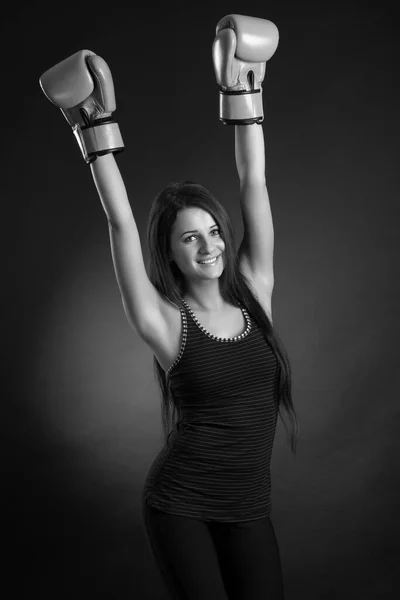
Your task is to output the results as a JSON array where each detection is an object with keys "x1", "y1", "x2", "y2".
[{"x1": 40, "y1": 13, "x2": 298, "y2": 600}]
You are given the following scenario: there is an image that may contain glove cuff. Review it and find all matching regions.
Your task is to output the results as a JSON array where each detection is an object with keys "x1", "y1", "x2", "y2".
[
  {"x1": 72, "y1": 119, "x2": 124, "y2": 163},
  {"x1": 219, "y1": 88, "x2": 264, "y2": 125}
]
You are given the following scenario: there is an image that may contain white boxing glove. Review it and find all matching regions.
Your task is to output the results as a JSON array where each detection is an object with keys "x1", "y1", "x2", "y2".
[
  {"x1": 212, "y1": 14, "x2": 279, "y2": 124},
  {"x1": 39, "y1": 49, "x2": 124, "y2": 163}
]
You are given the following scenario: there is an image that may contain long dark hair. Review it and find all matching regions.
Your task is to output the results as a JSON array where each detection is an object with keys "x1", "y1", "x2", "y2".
[{"x1": 146, "y1": 181, "x2": 299, "y2": 453}]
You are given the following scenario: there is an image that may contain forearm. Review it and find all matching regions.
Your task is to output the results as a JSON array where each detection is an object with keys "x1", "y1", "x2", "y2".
[
  {"x1": 234, "y1": 124, "x2": 266, "y2": 185},
  {"x1": 90, "y1": 154, "x2": 134, "y2": 228}
]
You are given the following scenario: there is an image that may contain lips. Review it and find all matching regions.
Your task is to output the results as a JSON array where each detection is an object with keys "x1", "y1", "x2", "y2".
[{"x1": 197, "y1": 254, "x2": 220, "y2": 264}]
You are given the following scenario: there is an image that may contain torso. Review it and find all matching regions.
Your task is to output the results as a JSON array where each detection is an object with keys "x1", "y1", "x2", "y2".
[{"x1": 144, "y1": 278, "x2": 273, "y2": 374}]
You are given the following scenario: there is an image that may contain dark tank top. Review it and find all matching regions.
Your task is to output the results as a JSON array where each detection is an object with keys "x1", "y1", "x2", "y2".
[{"x1": 142, "y1": 297, "x2": 279, "y2": 522}]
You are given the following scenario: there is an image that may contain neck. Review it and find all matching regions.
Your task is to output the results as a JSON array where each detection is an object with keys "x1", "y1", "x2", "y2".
[{"x1": 182, "y1": 282, "x2": 225, "y2": 312}]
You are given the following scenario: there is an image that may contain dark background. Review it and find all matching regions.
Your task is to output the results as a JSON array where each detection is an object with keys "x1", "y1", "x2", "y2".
[{"x1": 3, "y1": 1, "x2": 398, "y2": 598}]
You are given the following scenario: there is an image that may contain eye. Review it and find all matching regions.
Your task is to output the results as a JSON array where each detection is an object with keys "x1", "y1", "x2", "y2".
[{"x1": 184, "y1": 228, "x2": 221, "y2": 243}]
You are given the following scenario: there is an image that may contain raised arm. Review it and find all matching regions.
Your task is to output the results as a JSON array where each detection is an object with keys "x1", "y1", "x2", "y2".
[
  {"x1": 235, "y1": 122, "x2": 266, "y2": 183},
  {"x1": 39, "y1": 50, "x2": 164, "y2": 337},
  {"x1": 90, "y1": 153, "x2": 163, "y2": 337},
  {"x1": 235, "y1": 124, "x2": 274, "y2": 286},
  {"x1": 90, "y1": 153, "x2": 135, "y2": 227},
  {"x1": 212, "y1": 14, "x2": 277, "y2": 286}
]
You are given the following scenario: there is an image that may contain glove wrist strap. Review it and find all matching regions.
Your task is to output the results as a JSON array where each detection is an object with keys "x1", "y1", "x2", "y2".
[
  {"x1": 72, "y1": 120, "x2": 125, "y2": 164},
  {"x1": 219, "y1": 88, "x2": 264, "y2": 125}
]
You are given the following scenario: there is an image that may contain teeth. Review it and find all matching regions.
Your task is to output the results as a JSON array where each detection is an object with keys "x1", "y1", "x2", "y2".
[{"x1": 198, "y1": 256, "x2": 218, "y2": 264}]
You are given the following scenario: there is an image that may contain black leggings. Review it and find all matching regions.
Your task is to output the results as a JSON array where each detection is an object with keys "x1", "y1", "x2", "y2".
[{"x1": 142, "y1": 501, "x2": 284, "y2": 600}]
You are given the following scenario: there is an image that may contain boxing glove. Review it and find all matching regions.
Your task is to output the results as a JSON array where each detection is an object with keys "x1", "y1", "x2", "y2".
[
  {"x1": 212, "y1": 14, "x2": 279, "y2": 125},
  {"x1": 39, "y1": 50, "x2": 124, "y2": 163}
]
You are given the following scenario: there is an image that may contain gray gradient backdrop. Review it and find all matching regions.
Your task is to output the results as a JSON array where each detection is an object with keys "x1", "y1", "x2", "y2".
[{"x1": 3, "y1": 1, "x2": 398, "y2": 599}]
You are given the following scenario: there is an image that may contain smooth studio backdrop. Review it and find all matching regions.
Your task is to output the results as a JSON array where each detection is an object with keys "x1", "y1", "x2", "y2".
[{"x1": 3, "y1": 1, "x2": 398, "y2": 598}]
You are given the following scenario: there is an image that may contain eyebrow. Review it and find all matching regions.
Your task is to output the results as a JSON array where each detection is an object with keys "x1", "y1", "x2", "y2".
[{"x1": 180, "y1": 225, "x2": 217, "y2": 238}]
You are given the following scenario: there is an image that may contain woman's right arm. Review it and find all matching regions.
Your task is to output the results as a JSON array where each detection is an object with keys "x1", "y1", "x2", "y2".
[
  {"x1": 90, "y1": 153, "x2": 163, "y2": 337},
  {"x1": 39, "y1": 49, "x2": 163, "y2": 338}
]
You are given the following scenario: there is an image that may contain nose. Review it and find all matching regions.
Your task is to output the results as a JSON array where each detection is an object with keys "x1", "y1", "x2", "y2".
[{"x1": 199, "y1": 239, "x2": 216, "y2": 254}]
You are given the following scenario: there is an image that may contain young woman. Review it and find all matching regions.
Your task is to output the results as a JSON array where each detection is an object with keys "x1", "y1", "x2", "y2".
[{"x1": 40, "y1": 13, "x2": 298, "y2": 600}]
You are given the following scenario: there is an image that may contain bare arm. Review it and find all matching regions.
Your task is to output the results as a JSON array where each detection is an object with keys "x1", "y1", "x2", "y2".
[
  {"x1": 90, "y1": 153, "x2": 134, "y2": 228},
  {"x1": 235, "y1": 124, "x2": 274, "y2": 287},
  {"x1": 39, "y1": 50, "x2": 163, "y2": 336},
  {"x1": 90, "y1": 153, "x2": 162, "y2": 335},
  {"x1": 235, "y1": 123, "x2": 266, "y2": 184}
]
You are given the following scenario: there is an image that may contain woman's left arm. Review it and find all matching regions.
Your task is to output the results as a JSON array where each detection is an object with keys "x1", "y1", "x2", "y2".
[
  {"x1": 235, "y1": 123, "x2": 274, "y2": 288},
  {"x1": 212, "y1": 13, "x2": 278, "y2": 288}
]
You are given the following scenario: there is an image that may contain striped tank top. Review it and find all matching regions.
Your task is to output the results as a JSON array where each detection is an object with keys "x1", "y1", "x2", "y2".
[{"x1": 142, "y1": 297, "x2": 279, "y2": 522}]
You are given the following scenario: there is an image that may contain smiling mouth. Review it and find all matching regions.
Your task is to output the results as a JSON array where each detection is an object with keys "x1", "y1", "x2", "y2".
[{"x1": 197, "y1": 255, "x2": 220, "y2": 265}]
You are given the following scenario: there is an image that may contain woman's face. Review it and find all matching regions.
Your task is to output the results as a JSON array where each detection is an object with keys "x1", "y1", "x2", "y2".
[{"x1": 169, "y1": 208, "x2": 225, "y2": 281}]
